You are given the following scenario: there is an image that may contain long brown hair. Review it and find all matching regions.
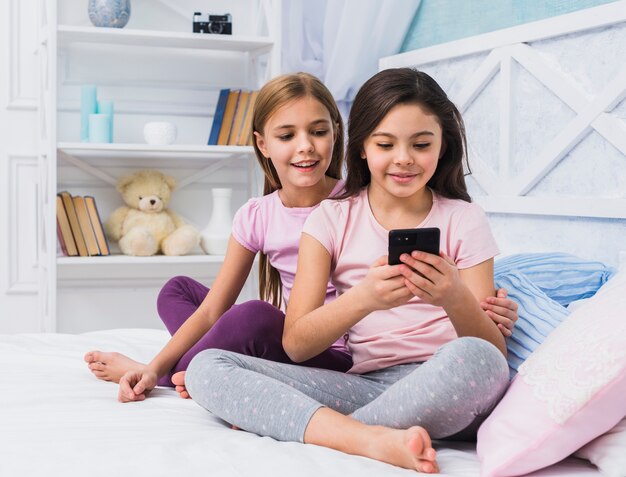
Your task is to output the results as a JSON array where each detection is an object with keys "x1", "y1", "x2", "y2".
[
  {"x1": 251, "y1": 72, "x2": 344, "y2": 308},
  {"x1": 341, "y1": 68, "x2": 471, "y2": 202}
]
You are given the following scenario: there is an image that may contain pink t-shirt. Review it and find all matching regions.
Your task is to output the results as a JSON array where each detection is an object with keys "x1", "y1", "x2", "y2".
[
  {"x1": 303, "y1": 187, "x2": 499, "y2": 374},
  {"x1": 231, "y1": 180, "x2": 345, "y2": 306}
]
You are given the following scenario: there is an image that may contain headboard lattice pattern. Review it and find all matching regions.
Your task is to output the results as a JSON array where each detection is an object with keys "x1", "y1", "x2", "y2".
[{"x1": 381, "y1": 2, "x2": 626, "y2": 266}]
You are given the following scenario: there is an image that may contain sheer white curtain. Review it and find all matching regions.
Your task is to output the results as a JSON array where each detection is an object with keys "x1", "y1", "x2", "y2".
[{"x1": 282, "y1": 0, "x2": 421, "y2": 116}]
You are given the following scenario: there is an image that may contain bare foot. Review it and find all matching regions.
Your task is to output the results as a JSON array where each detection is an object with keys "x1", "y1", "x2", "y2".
[
  {"x1": 171, "y1": 371, "x2": 190, "y2": 399},
  {"x1": 84, "y1": 351, "x2": 145, "y2": 383},
  {"x1": 368, "y1": 426, "x2": 439, "y2": 473}
]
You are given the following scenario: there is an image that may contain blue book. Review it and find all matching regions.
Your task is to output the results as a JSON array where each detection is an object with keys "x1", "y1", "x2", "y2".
[{"x1": 208, "y1": 88, "x2": 230, "y2": 145}]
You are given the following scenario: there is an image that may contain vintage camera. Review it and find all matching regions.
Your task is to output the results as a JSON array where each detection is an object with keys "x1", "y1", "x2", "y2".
[{"x1": 193, "y1": 12, "x2": 232, "y2": 35}]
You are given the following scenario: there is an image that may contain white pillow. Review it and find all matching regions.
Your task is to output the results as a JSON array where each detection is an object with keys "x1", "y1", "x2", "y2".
[{"x1": 575, "y1": 418, "x2": 626, "y2": 477}]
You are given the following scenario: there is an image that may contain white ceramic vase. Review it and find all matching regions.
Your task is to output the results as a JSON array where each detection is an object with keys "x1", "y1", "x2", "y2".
[{"x1": 200, "y1": 188, "x2": 233, "y2": 255}]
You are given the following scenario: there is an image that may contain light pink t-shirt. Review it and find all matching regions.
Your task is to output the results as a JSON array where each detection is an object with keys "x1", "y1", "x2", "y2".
[
  {"x1": 231, "y1": 180, "x2": 345, "y2": 306},
  {"x1": 303, "y1": 187, "x2": 499, "y2": 374}
]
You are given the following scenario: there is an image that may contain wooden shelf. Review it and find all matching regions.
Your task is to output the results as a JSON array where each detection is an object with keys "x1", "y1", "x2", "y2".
[{"x1": 58, "y1": 25, "x2": 273, "y2": 53}]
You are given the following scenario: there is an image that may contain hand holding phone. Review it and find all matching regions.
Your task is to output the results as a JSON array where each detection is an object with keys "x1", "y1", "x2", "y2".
[{"x1": 388, "y1": 227, "x2": 440, "y2": 265}]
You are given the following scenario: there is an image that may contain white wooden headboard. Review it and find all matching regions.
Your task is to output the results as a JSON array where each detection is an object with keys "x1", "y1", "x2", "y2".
[{"x1": 380, "y1": 1, "x2": 626, "y2": 267}]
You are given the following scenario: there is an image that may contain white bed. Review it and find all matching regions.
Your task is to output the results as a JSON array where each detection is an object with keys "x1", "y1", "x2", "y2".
[
  {"x1": 0, "y1": 329, "x2": 600, "y2": 477},
  {"x1": 2, "y1": 3, "x2": 625, "y2": 477}
]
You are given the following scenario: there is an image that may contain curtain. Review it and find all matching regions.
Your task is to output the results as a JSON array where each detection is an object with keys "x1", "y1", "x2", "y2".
[{"x1": 282, "y1": 0, "x2": 422, "y2": 117}]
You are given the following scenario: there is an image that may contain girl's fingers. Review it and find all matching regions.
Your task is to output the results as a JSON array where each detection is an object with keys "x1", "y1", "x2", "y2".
[
  {"x1": 372, "y1": 255, "x2": 411, "y2": 280},
  {"x1": 482, "y1": 303, "x2": 516, "y2": 320},
  {"x1": 399, "y1": 256, "x2": 439, "y2": 284},
  {"x1": 496, "y1": 287, "x2": 509, "y2": 299},
  {"x1": 119, "y1": 374, "x2": 134, "y2": 397},
  {"x1": 497, "y1": 323, "x2": 513, "y2": 337},
  {"x1": 485, "y1": 310, "x2": 515, "y2": 328},
  {"x1": 404, "y1": 278, "x2": 432, "y2": 300},
  {"x1": 485, "y1": 295, "x2": 519, "y2": 313},
  {"x1": 391, "y1": 285, "x2": 414, "y2": 302},
  {"x1": 439, "y1": 251, "x2": 456, "y2": 266},
  {"x1": 401, "y1": 263, "x2": 435, "y2": 290},
  {"x1": 385, "y1": 275, "x2": 410, "y2": 290},
  {"x1": 408, "y1": 250, "x2": 444, "y2": 269}
]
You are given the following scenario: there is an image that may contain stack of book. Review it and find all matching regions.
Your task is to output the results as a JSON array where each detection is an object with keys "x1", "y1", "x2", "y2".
[
  {"x1": 208, "y1": 88, "x2": 259, "y2": 146},
  {"x1": 56, "y1": 191, "x2": 110, "y2": 257}
]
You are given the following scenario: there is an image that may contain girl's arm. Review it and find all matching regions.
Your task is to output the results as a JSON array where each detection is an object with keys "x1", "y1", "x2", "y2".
[
  {"x1": 118, "y1": 235, "x2": 255, "y2": 402},
  {"x1": 400, "y1": 252, "x2": 507, "y2": 356},
  {"x1": 283, "y1": 234, "x2": 411, "y2": 363}
]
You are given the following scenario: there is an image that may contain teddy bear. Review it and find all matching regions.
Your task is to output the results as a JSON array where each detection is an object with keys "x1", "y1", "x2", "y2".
[{"x1": 104, "y1": 169, "x2": 200, "y2": 256}]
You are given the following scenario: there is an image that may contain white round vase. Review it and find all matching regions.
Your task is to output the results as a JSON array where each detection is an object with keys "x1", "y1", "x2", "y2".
[
  {"x1": 200, "y1": 188, "x2": 233, "y2": 255},
  {"x1": 143, "y1": 121, "x2": 177, "y2": 145}
]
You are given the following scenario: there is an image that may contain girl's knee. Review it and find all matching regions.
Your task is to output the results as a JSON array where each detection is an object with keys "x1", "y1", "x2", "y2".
[
  {"x1": 227, "y1": 300, "x2": 285, "y2": 337},
  {"x1": 185, "y1": 349, "x2": 234, "y2": 406},
  {"x1": 157, "y1": 275, "x2": 194, "y2": 302},
  {"x1": 188, "y1": 348, "x2": 224, "y2": 372},
  {"x1": 186, "y1": 349, "x2": 234, "y2": 392},
  {"x1": 441, "y1": 337, "x2": 509, "y2": 384}
]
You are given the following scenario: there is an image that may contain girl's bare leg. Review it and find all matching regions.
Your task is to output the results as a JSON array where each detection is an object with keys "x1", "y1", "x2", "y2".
[{"x1": 304, "y1": 407, "x2": 439, "y2": 473}]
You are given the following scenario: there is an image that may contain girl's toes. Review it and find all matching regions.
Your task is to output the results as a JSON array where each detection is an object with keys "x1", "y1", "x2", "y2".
[{"x1": 171, "y1": 371, "x2": 186, "y2": 386}]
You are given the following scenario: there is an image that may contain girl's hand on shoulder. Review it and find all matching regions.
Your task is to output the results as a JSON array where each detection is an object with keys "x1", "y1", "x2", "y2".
[
  {"x1": 354, "y1": 256, "x2": 413, "y2": 312},
  {"x1": 398, "y1": 251, "x2": 463, "y2": 307},
  {"x1": 481, "y1": 287, "x2": 518, "y2": 337}
]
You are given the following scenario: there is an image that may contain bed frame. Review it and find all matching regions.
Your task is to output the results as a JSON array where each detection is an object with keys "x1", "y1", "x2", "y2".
[{"x1": 380, "y1": 1, "x2": 626, "y2": 268}]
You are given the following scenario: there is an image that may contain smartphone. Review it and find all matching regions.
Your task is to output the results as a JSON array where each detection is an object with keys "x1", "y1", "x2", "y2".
[{"x1": 388, "y1": 227, "x2": 440, "y2": 265}]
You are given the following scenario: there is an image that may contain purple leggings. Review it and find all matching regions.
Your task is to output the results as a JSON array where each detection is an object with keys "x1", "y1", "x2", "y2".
[{"x1": 156, "y1": 276, "x2": 353, "y2": 387}]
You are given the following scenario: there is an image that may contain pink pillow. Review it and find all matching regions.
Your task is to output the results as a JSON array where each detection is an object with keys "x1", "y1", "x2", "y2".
[{"x1": 476, "y1": 270, "x2": 626, "y2": 477}]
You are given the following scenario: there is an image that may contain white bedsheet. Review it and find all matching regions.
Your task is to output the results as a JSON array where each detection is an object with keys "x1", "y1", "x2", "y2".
[{"x1": 0, "y1": 329, "x2": 600, "y2": 477}]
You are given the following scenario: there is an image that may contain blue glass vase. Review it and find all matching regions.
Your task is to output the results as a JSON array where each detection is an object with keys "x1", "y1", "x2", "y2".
[{"x1": 88, "y1": 0, "x2": 131, "y2": 28}]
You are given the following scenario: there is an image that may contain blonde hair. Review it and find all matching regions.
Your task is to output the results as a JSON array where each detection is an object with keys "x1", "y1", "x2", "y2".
[{"x1": 251, "y1": 72, "x2": 344, "y2": 308}]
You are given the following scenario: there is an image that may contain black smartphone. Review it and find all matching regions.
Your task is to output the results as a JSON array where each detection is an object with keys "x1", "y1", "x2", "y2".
[{"x1": 388, "y1": 228, "x2": 440, "y2": 265}]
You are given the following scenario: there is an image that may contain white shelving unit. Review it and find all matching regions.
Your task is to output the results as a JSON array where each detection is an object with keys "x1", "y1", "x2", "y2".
[
  {"x1": 57, "y1": 25, "x2": 274, "y2": 52},
  {"x1": 37, "y1": 0, "x2": 282, "y2": 332}
]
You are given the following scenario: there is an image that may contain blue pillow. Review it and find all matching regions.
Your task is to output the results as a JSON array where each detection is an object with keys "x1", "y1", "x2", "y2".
[
  {"x1": 495, "y1": 253, "x2": 616, "y2": 307},
  {"x1": 495, "y1": 272, "x2": 570, "y2": 378}
]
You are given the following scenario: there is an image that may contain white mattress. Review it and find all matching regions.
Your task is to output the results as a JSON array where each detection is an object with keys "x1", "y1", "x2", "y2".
[{"x1": 0, "y1": 329, "x2": 600, "y2": 477}]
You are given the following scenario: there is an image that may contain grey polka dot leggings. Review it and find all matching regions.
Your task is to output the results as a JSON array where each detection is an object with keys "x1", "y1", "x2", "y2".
[{"x1": 185, "y1": 336, "x2": 510, "y2": 443}]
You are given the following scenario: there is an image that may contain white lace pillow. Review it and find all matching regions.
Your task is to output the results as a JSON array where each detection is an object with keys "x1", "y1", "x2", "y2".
[{"x1": 477, "y1": 270, "x2": 626, "y2": 477}]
